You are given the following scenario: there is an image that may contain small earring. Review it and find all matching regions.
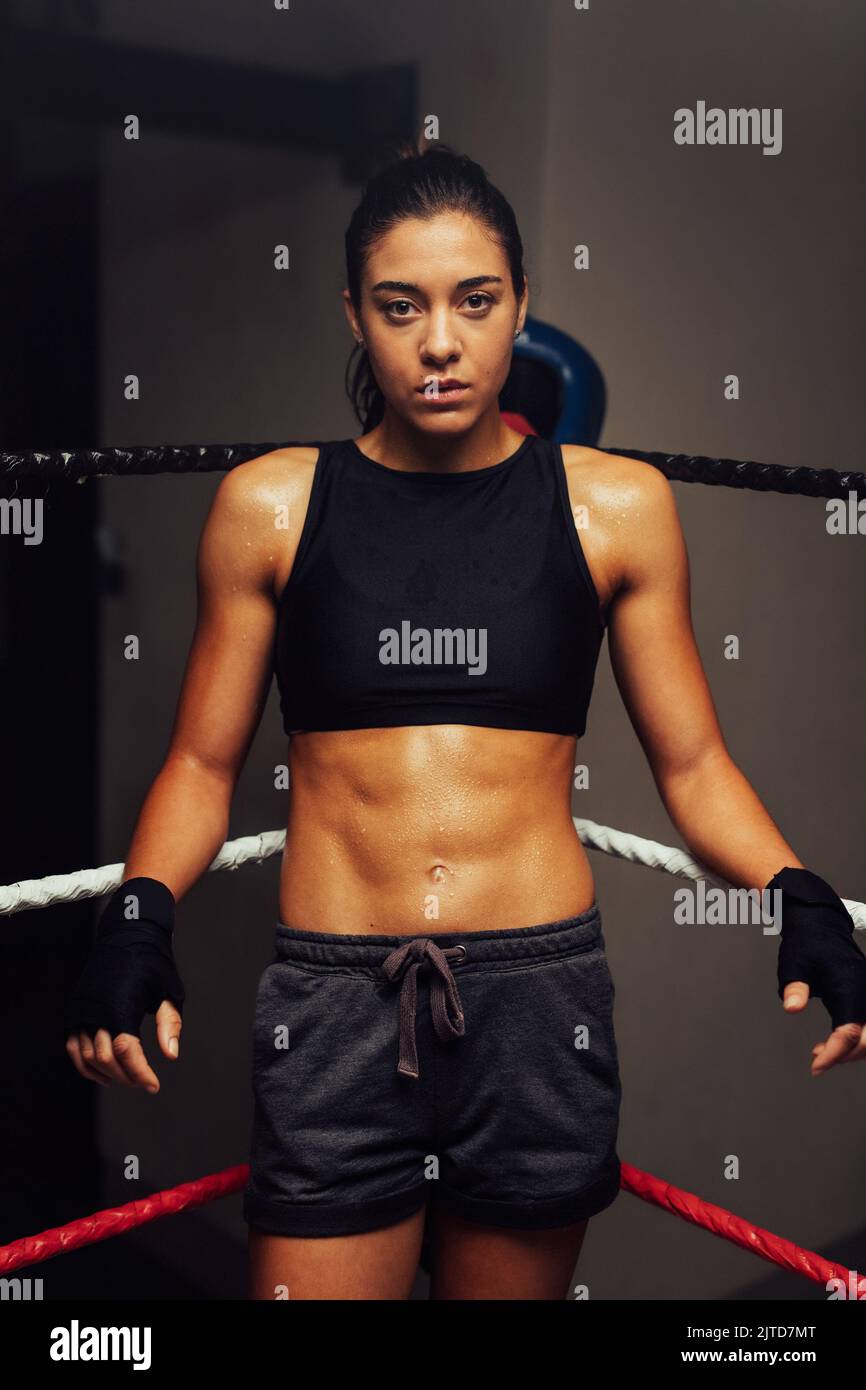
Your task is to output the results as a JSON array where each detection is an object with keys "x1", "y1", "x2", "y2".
[{"x1": 514, "y1": 328, "x2": 521, "y2": 338}]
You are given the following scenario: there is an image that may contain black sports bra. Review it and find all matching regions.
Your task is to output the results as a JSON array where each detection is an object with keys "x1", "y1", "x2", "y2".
[{"x1": 273, "y1": 434, "x2": 605, "y2": 737}]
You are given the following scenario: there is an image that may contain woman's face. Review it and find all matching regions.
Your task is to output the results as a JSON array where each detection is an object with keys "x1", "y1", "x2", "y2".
[{"x1": 344, "y1": 212, "x2": 527, "y2": 433}]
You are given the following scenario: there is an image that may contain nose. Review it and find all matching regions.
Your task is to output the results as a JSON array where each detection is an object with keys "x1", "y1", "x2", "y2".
[{"x1": 422, "y1": 311, "x2": 461, "y2": 360}]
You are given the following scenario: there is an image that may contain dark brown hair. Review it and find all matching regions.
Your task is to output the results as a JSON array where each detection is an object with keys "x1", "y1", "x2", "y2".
[{"x1": 344, "y1": 139, "x2": 527, "y2": 432}]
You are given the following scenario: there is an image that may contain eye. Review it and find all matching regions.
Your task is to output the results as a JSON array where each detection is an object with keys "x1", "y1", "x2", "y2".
[
  {"x1": 462, "y1": 292, "x2": 494, "y2": 312},
  {"x1": 380, "y1": 291, "x2": 496, "y2": 322},
  {"x1": 382, "y1": 298, "x2": 417, "y2": 320}
]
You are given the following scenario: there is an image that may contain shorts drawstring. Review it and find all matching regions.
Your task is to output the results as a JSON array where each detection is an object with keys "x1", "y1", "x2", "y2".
[{"x1": 381, "y1": 938, "x2": 466, "y2": 1079}]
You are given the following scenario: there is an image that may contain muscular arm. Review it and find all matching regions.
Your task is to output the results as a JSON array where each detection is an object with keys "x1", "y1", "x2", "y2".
[
  {"x1": 65, "y1": 455, "x2": 300, "y2": 1091},
  {"x1": 603, "y1": 459, "x2": 804, "y2": 888},
  {"x1": 122, "y1": 456, "x2": 286, "y2": 900}
]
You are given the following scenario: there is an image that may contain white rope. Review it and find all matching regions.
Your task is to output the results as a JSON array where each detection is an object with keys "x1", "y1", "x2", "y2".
[
  {"x1": 1, "y1": 818, "x2": 864, "y2": 930},
  {"x1": 574, "y1": 816, "x2": 728, "y2": 886},
  {"x1": 573, "y1": 816, "x2": 866, "y2": 930},
  {"x1": 0, "y1": 829, "x2": 286, "y2": 915}
]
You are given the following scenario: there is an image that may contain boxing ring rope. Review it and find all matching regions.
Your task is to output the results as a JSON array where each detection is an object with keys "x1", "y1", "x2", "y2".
[
  {"x1": 0, "y1": 1167, "x2": 249, "y2": 1275},
  {"x1": 3, "y1": 438, "x2": 862, "y2": 1290},
  {"x1": 0, "y1": 1159, "x2": 857, "y2": 1288},
  {"x1": 2, "y1": 441, "x2": 864, "y2": 497},
  {"x1": 1, "y1": 815, "x2": 863, "y2": 1287},
  {"x1": 2, "y1": 816, "x2": 865, "y2": 928}
]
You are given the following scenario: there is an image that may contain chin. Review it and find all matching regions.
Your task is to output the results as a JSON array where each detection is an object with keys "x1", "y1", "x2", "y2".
[
  {"x1": 412, "y1": 414, "x2": 477, "y2": 438},
  {"x1": 408, "y1": 395, "x2": 483, "y2": 422}
]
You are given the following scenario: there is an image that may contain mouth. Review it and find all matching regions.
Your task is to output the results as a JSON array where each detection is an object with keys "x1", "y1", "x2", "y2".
[{"x1": 416, "y1": 380, "x2": 470, "y2": 402}]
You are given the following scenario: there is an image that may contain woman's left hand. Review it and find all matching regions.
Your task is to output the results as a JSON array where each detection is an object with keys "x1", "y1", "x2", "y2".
[{"x1": 781, "y1": 981, "x2": 866, "y2": 1074}]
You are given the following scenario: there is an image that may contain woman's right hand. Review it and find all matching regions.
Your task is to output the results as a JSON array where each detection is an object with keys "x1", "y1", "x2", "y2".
[
  {"x1": 66, "y1": 998, "x2": 182, "y2": 1094},
  {"x1": 64, "y1": 877, "x2": 186, "y2": 1093}
]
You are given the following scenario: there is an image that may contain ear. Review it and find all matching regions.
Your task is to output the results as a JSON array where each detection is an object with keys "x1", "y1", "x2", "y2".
[{"x1": 341, "y1": 289, "x2": 362, "y2": 341}]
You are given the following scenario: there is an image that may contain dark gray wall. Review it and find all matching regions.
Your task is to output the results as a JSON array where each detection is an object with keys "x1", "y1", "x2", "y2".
[{"x1": 93, "y1": 0, "x2": 865, "y2": 1297}]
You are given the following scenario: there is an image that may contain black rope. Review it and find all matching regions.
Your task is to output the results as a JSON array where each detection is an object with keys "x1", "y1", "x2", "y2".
[
  {"x1": 0, "y1": 441, "x2": 863, "y2": 498},
  {"x1": 0, "y1": 443, "x2": 290, "y2": 482},
  {"x1": 606, "y1": 449, "x2": 865, "y2": 499}
]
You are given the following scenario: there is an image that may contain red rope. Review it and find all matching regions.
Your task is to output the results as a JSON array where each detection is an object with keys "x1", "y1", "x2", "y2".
[
  {"x1": 0, "y1": 1165, "x2": 248, "y2": 1273},
  {"x1": 620, "y1": 1162, "x2": 856, "y2": 1288},
  {"x1": 0, "y1": 1161, "x2": 858, "y2": 1291}
]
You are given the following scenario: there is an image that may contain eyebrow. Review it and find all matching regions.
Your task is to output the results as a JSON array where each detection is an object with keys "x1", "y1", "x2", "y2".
[{"x1": 370, "y1": 275, "x2": 504, "y2": 294}]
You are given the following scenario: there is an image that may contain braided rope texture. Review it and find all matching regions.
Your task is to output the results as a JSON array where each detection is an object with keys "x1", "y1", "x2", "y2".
[
  {"x1": 1, "y1": 442, "x2": 863, "y2": 498},
  {"x1": 0, "y1": 1166, "x2": 249, "y2": 1273},
  {"x1": 2, "y1": 818, "x2": 863, "y2": 930},
  {"x1": 620, "y1": 1163, "x2": 855, "y2": 1289},
  {"x1": 0, "y1": 1159, "x2": 856, "y2": 1289}
]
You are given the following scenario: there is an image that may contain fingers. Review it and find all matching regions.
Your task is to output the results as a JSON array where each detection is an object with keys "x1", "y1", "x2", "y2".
[
  {"x1": 65, "y1": 1033, "x2": 110, "y2": 1086},
  {"x1": 64, "y1": 1010, "x2": 182, "y2": 1090},
  {"x1": 782, "y1": 981, "x2": 810, "y2": 1010},
  {"x1": 91, "y1": 1029, "x2": 137, "y2": 1087},
  {"x1": 810, "y1": 1022, "x2": 863, "y2": 1075},
  {"x1": 780, "y1": 985, "x2": 866, "y2": 1072},
  {"x1": 836, "y1": 1022, "x2": 866, "y2": 1064},
  {"x1": 155, "y1": 999, "x2": 182, "y2": 1060},
  {"x1": 65, "y1": 1030, "x2": 160, "y2": 1092},
  {"x1": 110, "y1": 1033, "x2": 161, "y2": 1092}
]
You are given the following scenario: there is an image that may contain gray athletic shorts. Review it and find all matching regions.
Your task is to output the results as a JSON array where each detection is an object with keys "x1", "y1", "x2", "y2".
[{"x1": 242, "y1": 901, "x2": 622, "y2": 1237}]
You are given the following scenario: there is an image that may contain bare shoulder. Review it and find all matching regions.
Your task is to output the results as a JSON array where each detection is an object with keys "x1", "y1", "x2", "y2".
[
  {"x1": 212, "y1": 444, "x2": 320, "y2": 516},
  {"x1": 560, "y1": 443, "x2": 675, "y2": 516},
  {"x1": 560, "y1": 444, "x2": 684, "y2": 599},
  {"x1": 198, "y1": 445, "x2": 321, "y2": 595}
]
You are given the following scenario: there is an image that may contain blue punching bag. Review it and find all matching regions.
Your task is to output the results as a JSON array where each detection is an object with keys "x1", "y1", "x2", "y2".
[{"x1": 499, "y1": 314, "x2": 606, "y2": 445}]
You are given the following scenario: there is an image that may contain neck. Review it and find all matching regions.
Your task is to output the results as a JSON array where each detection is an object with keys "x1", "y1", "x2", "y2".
[{"x1": 357, "y1": 411, "x2": 526, "y2": 475}]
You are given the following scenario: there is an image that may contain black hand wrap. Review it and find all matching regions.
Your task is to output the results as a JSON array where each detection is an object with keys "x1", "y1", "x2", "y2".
[
  {"x1": 769, "y1": 867, "x2": 866, "y2": 1030},
  {"x1": 65, "y1": 877, "x2": 185, "y2": 1038}
]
